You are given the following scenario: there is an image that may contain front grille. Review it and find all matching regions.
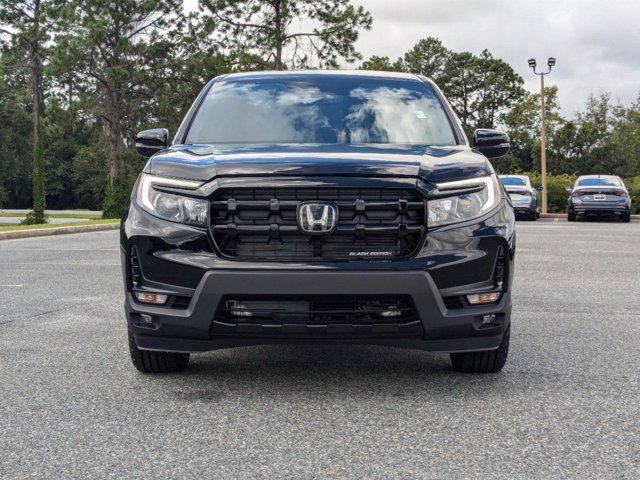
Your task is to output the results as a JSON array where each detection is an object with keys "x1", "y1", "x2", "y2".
[
  {"x1": 212, "y1": 295, "x2": 423, "y2": 338},
  {"x1": 210, "y1": 188, "x2": 426, "y2": 260}
]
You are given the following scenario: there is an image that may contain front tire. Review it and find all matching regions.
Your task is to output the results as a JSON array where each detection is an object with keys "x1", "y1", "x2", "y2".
[
  {"x1": 128, "y1": 328, "x2": 190, "y2": 373},
  {"x1": 567, "y1": 212, "x2": 576, "y2": 222},
  {"x1": 450, "y1": 325, "x2": 510, "y2": 373},
  {"x1": 622, "y1": 212, "x2": 631, "y2": 223}
]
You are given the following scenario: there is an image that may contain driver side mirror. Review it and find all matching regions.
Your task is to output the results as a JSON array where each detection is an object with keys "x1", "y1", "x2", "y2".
[
  {"x1": 565, "y1": 186, "x2": 572, "y2": 193},
  {"x1": 626, "y1": 185, "x2": 632, "y2": 192},
  {"x1": 473, "y1": 129, "x2": 510, "y2": 159},
  {"x1": 536, "y1": 185, "x2": 544, "y2": 191},
  {"x1": 135, "y1": 128, "x2": 169, "y2": 158}
]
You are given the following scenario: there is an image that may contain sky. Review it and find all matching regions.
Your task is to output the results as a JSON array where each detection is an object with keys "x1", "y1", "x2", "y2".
[{"x1": 184, "y1": 0, "x2": 640, "y2": 117}]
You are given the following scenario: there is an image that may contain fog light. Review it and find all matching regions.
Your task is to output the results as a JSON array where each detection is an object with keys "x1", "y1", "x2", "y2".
[
  {"x1": 481, "y1": 314, "x2": 499, "y2": 325},
  {"x1": 466, "y1": 292, "x2": 501, "y2": 305},
  {"x1": 380, "y1": 306, "x2": 402, "y2": 317},
  {"x1": 135, "y1": 292, "x2": 168, "y2": 305}
]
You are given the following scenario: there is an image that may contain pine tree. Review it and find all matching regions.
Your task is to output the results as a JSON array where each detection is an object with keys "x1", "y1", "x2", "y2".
[{"x1": 201, "y1": 0, "x2": 372, "y2": 69}]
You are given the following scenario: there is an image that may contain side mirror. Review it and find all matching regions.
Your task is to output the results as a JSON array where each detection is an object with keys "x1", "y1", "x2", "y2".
[
  {"x1": 565, "y1": 186, "x2": 572, "y2": 193},
  {"x1": 473, "y1": 129, "x2": 510, "y2": 159},
  {"x1": 626, "y1": 185, "x2": 632, "y2": 192},
  {"x1": 536, "y1": 186, "x2": 544, "y2": 191},
  {"x1": 135, "y1": 128, "x2": 169, "y2": 157}
]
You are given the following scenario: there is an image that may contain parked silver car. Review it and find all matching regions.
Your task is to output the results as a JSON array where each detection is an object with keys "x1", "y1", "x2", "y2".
[
  {"x1": 566, "y1": 175, "x2": 631, "y2": 222},
  {"x1": 499, "y1": 174, "x2": 541, "y2": 221}
]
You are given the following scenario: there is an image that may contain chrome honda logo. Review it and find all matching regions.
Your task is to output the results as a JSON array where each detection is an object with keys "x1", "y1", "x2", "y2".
[{"x1": 297, "y1": 201, "x2": 338, "y2": 234}]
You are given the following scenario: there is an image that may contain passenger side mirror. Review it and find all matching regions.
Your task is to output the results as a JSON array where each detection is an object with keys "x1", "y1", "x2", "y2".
[
  {"x1": 135, "y1": 128, "x2": 169, "y2": 158},
  {"x1": 565, "y1": 186, "x2": 572, "y2": 193},
  {"x1": 536, "y1": 186, "x2": 544, "y2": 191},
  {"x1": 626, "y1": 185, "x2": 632, "y2": 192},
  {"x1": 472, "y1": 129, "x2": 510, "y2": 159}
]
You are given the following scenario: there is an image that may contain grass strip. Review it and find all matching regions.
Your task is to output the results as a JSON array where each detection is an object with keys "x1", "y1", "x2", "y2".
[{"x1": 0, "y1": 219, "x2": 118, "y2": 232}]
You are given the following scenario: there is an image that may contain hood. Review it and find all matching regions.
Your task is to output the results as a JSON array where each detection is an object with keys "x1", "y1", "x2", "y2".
[{"x1": 146, "y1": 143, "x2": 490, "y2": 184}]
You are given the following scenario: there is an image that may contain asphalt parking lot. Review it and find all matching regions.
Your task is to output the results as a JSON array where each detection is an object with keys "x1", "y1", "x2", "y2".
[{"x1": 1, "y1": 218, "x2": 639, "y2": 479}]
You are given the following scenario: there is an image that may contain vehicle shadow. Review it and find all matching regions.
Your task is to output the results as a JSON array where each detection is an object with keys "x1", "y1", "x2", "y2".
[
  {"x1": 574, "y1": 214, "x2": 627, "y2": 222},
  {"x1": 152, "y1": 344, "x2": 520, "y2": 402}
]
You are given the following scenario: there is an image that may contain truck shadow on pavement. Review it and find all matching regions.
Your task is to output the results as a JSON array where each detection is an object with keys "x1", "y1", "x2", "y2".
[{"x1": 148, "y1": 344, "x2": 514, "y2": 402}]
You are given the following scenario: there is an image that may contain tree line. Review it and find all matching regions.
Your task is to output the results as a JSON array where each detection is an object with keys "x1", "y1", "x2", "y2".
[{"x1": 1, "y1": 0, "x2": 639, "y2": 219}]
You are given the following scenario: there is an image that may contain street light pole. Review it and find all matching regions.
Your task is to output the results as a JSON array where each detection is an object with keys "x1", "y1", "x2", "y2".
[
  {"x1": 539, "y1": 73, "x2": 547, "y2": 214},
  {"x1": 528, "y1": 57, "x2": 556, "y2": 214}
]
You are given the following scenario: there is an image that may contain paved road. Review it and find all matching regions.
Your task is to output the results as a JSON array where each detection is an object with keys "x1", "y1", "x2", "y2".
[{"x1": 1, "y1": 219, "x2": 639, "y2": 479}]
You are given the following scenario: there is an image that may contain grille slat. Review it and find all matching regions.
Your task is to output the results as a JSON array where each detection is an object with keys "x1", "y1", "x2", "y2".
[
  {"x1": 210, "y1": 188, "x2": 426, "y2": 261},
  {"x1": 212, "y1": 224, "x2": 423, "y2": 236}
]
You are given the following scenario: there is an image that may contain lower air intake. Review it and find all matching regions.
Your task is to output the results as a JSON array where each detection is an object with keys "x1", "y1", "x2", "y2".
[{"x1": 212, "y1": 295, "x2": 424, "y2": 338}]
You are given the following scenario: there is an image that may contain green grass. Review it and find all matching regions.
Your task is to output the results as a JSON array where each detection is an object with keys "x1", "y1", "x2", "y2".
[
  {"x1": 0, "y1": 218, "x2": 118, "y2": 232},
  {"x1": 0, "y1": 211, "x2": 102, "y2": 219}
]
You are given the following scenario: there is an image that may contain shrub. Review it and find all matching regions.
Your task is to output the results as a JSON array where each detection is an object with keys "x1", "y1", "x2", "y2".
[
  {"x1": 101, "y1": 149, "x2": 145, "y2": 219},
  {"x1": 102, "y1": 178, "x2": 132, "y2": 219},
  {"x1": 509, "y1": 172, "x2": 576, "y2": 213},
  {"x1": 627, "y1": 177, "x2": 640, "y2": 214}
]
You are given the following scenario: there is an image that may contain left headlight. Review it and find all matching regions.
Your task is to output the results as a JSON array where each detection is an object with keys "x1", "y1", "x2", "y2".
[
  {"x1": 135, "y1": 173, "x2": 208, "y2": 227},
  {"x1": 428, "y1": 175, "x2": 502, "y2": 227}
]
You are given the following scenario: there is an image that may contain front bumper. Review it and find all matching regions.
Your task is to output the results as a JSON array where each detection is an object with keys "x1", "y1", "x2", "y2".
[
  {"x1": 127, "y1": 270, "x2": 511, "y2": 353},
  {"x1": 122, "y1": 176, "x2": 515, "y2": 354}
]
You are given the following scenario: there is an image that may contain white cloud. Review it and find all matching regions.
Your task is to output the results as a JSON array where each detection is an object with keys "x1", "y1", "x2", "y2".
[{"x1": 349, "y1": 0, "x2": 640, "y2": 116}]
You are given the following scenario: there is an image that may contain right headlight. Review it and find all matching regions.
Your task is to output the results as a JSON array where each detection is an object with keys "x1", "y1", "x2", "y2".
[
  {"x1": 428, "y1": 175, "x2": 502, "y2": 227},
  {"x1": 135, "y1": 173, "x2": 208, "y2": 227}
]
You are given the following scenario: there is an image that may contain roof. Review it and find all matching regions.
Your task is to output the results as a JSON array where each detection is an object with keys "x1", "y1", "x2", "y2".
[
  {"x1": 221, "y1": 70, "x2": 423, "y2": 82},
  {"x1": 576, "y1": 174, "x2": 620, "y2": 179}
]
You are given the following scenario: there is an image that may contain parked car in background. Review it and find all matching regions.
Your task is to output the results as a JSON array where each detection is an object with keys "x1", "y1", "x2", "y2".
[
  {"x1": 499, "y1": 174, "x2": 540, "y2": 220},
  {"x1": 566, "y1": 175, "x2": 631, "y2": 222}
]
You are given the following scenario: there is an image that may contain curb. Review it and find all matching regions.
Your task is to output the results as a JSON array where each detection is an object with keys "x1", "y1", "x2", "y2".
[
  {"x1": 0, "y1": 222, "x2": 119, "y2": 241},
  {"x1": 540, "y1": 213, "x2": 639, "y2": 219}
]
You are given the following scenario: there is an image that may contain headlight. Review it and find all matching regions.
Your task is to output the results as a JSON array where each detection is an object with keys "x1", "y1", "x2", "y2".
[
  {"x1": 428, "y1": 175, "x2": 502, "y2": 227},
  {"x1": 136, "y1": 173, "x2": 208, "y2": 227}
]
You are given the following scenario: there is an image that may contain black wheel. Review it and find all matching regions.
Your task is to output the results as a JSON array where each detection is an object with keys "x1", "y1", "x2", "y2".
[
  {"x1": 450, "y1": 325, "x2": 510, "y2": 373},
  {"x1": 529, "y1": 211, "x2": 537, "y2": 221},
  {"x1": 622, "y1": 212, "x2": 631, "y2": 223},
  {"x1": 128, "y1": 328, "x2": 190, "y2": 373},
  {"x1": 567, "y1": 212, "x2": 576, "y2": 222}
]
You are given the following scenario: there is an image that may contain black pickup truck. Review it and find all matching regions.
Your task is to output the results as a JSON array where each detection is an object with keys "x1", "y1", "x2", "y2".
[{"x1": 122, "y1": 70, "x2": 515, "y2": 374}]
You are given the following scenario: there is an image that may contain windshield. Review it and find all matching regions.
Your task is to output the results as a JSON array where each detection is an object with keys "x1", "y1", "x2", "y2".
[
  {"x1": 577, "y1": 177, "x2": 621, "y2": 187},
  {"x1": 500, "y1": 177, "x2": 527, "y2": 187},
  {"x1": 186, "y1": 77, "x2": 457, "y2": 145}
]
